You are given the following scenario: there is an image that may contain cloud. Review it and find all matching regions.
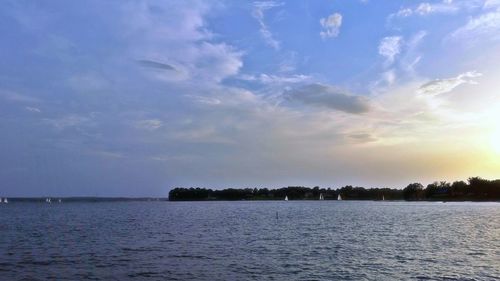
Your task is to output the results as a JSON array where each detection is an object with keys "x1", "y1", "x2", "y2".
[
  {"x1": 122, "y1": 1, "x2": 243, "y2": 84},
  {"x1": 401, "y1": 31, "x2": 426, "y2": 71},
  {"x1": 135, "y1": 119, "x2": 163, "y2": 130},
  {"x1": 90, "y1": 150, "x2": 125, "y2": 159},
  {"x1": 137, "y1": 59, "x2": 176, "y2": 71},
  {"x1": 252, "y1": 1, "x2": 283, "y2": 50},
  {"x1": 417, "y1": 71, "x2": 482, "y2": 95},
  {"x1": 25, "y1": 106, "x2": 41, "y2": 113},
  {"x1": 449, "y1": 11, "x2": 500, "y2": 44},
  {"x1": 372, "y1": 31, "x2": 426, "y2": 90},
  {"x1": 484, "y1": 0, "x2": 500, "y2": 9},
  {"x1": 43, "y1": 115, "x2": 91, "y2": 130},
  {"x1": 416, "y1": 3, "x2": 433, "y2": 15},
  {"x1": 195, "y1": 42, "x2": 243, "y2": 82},
  {"x1": 348, "y1": 133, "x2": 378, "y2": 143},
  {"x1": 393, "y1": 1, "x2": 459, "y2": 18},
  {"x1": 238, "y1": 73, "x2": 311, "y2": 84},
  {"x1": 320, "y1": 12, "x2": 342, "y2": 39},
  {"x1": 284, "y1": 83, "x2": 371, "y2": 114},
  {"x1": 381, "y1": 69, "x2": 397, "y2": 86},
  {"x1": 378, "y1": 36, "x2": 403, "y2": 65}
]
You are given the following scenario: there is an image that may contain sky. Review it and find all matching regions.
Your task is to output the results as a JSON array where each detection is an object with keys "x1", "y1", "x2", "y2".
[{"x1": 1, "y1": 0, "x2": 500, "y2": 196}]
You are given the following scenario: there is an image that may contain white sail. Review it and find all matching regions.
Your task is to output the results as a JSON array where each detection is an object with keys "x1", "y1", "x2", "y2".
[
  {"x1": 59, "y1": 199, "x2": 62, "y2": 203},
  {"x1": 4, "y1": 198, "x2": 7, "y2": 204},
  {"x1": 337, "y1": 194, "x2": 342, "y2": 200},
  {"x1": 382, "y1": 195, "x2": 385, "y2": 201},
  {"x1": 284, "y1": 195, "x2": 288, "y2": 201},
  {"x1": 319, "y1": 193, "x2": 324, "y2": 200}
]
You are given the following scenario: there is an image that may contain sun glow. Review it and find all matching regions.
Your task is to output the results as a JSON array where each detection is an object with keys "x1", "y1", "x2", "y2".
[{"x1": 491, "y1": 127, "x2": 500, "y2": 155}]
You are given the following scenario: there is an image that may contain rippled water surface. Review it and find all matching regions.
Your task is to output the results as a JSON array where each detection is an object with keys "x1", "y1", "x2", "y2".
[{"x1": 1, "y1": 201, "x2": 499, "y2": 280}]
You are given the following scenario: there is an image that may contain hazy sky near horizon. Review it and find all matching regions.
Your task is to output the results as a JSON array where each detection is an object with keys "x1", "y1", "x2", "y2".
[{"x1": 1, "y1": 0, "x2": 500, "y2": 196}]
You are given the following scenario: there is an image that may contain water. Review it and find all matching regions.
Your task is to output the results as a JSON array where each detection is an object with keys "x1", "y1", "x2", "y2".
[{"x1": 1, "y1": 201, "x2": 499, "y2": 280}]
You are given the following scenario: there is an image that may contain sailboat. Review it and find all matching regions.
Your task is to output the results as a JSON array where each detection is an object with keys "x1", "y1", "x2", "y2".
[
  {"x1": 46, "y1": 198, "x2": 51, "y2": 204},
  {"x1": 58, "y1": 199, "x2": 62, "y2": 203},
  {"x1": 284, "y1": 195, "x2": 289, "y2": 201},
  {"x1": 4, "y1": 198, "x2": 8, "y2": 204},
  {"x1": 337, "y1": 194, "x2": 342, "y2": 200},
  {"x1": 382, "y1": 195, "x2": 385, "y2": 201},
  {"x1": 319, "y1": 193, "x2": 324, "y2": 200},
  {"x1": 0, "y1": 198, "x2": 2, "y2": 203}
]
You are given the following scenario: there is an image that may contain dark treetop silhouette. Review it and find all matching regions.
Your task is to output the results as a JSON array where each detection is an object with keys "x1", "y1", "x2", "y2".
[{"x1": 169, "y1": 177, "x2": 500, "y2": 201}]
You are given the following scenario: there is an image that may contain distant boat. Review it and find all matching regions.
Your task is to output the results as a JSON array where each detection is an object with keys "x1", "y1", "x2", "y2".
[
  {"x1": 58, "y1": 199, "x2": 62, "y2": 203},
  {"x1": 0, "y1": 198, "x2": 2, "y2": 203},
  {"x1": 382, "y1": 195, "x2": 385, "y2": 201},
  {"x1": 4, "y1": 198, "x2": 8, "y2": 204},
  {"x1": 319, "y1": 193, "x2": 324, "y2": 200},
  {"x1": 284, "y1": 196, "x2": 288, "y2": 201},
  {"x1": 337, "y1": 194, "x2": 342, "y2": 200},
  {"x1": 46, "y1": 198, "x2": 51, "y2": 204}
]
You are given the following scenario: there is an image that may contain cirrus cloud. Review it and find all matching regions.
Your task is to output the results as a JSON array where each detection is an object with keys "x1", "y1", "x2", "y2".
[
  {"x1": 417, "y1": 71, "x2": 482, "y2": 96},
  {"x1": 252, "y1": 1, "x2": 283, "y2": 50}
]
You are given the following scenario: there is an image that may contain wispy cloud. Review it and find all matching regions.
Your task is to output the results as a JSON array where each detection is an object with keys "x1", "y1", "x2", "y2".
[
  {"x1": 43, "y1": 115, "x2": 91, "y2": 130},
  {"x1": 484, "y1": 0, "x2": 500, "y2": 9},
  {"x1": 239, "y1": 73, "x2": 311, "y2": 84},
  {"x1": 25, "y1": 106, "x2": 41, "y2": 113},
  {"x1": 400, "y1": 31, "x2": 427, "y2": 73},
  {"x1": 374, "y1": 31, "x2": 426, "y2": 89},
  {"x1": 417, "y1": 71, "x2": 482, "y2": 96},
  {"x1": 89, "y1": 150, "x2": 125, "y2": 159},
  {"x1": 378, "y1": 36, "x2": 403, "y2": 65},
  {"x1": 252, "y1": 1, "x2": 283, "y2": 50},
  {"x1": 320, "y1": 12, "x2": 343, "y2": 39},
  {"x1": 448, "y1": 10, "x2": 500, "y2": 44},
  {"x1": 393, "y1": 1, "x2": 459, "y2": 18},
  {"x1": 135, "y1": 119, "x2": 163, "y2": 131}
]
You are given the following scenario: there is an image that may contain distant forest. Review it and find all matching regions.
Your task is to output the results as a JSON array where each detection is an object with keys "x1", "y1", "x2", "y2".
[{"x1": 169, "y1": 177, "x2": 500, "y2": 201}]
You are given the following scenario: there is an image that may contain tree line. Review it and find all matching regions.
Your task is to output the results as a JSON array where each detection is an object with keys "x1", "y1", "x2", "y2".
[{"x1": 168, "y1": 177, "x2": 500, "y2": 201}]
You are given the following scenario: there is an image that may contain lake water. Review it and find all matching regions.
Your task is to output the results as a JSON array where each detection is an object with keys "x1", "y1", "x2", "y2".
[{"x1": 0, "y1": 201, "x2": 499, "y2": 280}]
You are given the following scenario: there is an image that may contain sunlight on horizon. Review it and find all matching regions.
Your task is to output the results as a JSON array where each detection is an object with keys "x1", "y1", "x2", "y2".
[{"x1": 490, "y1": 127, "x2": 500, "y2": 155}]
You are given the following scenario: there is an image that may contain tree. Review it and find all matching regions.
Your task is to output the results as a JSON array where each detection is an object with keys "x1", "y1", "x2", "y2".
[{"x1": 403, "y1": 183, "x2": 424, "y2": 200}]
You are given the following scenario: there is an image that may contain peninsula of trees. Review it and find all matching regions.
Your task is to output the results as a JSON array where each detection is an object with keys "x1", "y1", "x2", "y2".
[{"x1": 168, "y1": 177, "x2": 500, "y2": 201}]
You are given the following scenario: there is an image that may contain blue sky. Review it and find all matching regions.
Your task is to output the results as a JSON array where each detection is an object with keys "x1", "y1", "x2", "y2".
[{"x1": 1, "y1": 0, "x2": 500, "y2": 196}]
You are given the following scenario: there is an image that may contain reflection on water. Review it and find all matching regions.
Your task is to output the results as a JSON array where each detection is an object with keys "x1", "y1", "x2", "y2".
[{"x1": 0, "y1": 201, "x2": 499, "y2": 280}]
